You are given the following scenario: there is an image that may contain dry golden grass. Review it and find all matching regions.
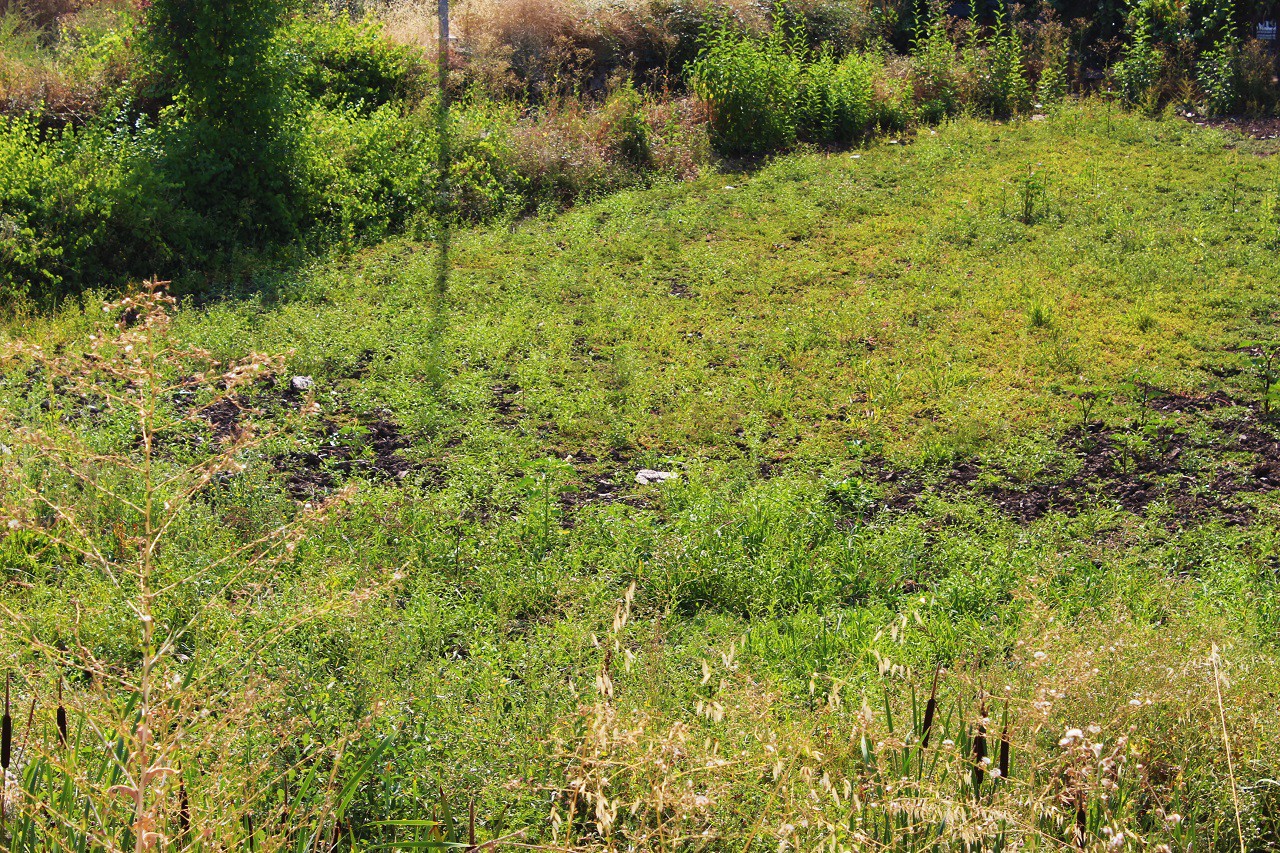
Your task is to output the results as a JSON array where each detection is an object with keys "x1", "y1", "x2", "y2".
[
  {"x1": 0, "y1": 0, "x2": 136, "y2": 123},
  {"x1": 374, "y1": 0, "x2": 771, "y2": 96},
  {"x1": 546, "y1": 589, "x2": 1280, "y2": 851}
]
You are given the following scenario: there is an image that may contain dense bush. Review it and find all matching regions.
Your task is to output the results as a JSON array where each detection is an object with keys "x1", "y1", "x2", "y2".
[
  {"x1": 144, "y1": 0, "x2": 300, "y2": 240},
  {"x1": 692, "y1": 23, "x2": 911, "y2": 156},
  {"x1": 796, "y1": 51, "x2": 879, "y2": 144},
  {"x1": 286, "y1": 13, "x2": 426, "y2": 112},
  {"x1": 1197, "y1": 36, "x2": 1241, "y2": 116},
  {"x1": 690, "y1": 25, "x2": 800, "y2": 156},
  {"x1": 0, "y1": 116, "x2": 178, "y2": 304},
  {"x1": 962, "y1": 5, "x2": 1031, "y2": 119},
  {"x1": 910, "y1": 10, "x2": 960, "y2": 123},
  {"x1": 1113, "y1": 17, "x2": 1165, "y2": 110}
]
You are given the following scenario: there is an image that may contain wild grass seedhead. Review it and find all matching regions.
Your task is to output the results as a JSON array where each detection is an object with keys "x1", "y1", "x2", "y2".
[{"x1": 0, "y1": 279, "x2": 390, "y2": 848}]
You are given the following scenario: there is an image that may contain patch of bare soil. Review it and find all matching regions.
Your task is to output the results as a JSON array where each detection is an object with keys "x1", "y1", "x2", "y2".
[
  {"x1": 555, "y1": 448, "x2": 651, "y2": 527},
  {"x1": 274, "y1": 411, "x2": 416, "y2": 499},
  {"x1": 1184, "y1": 113, "x2": 1280, "y2": 152},
  {"x1": 846, "y1": 392, "x2": 1280, "y2": 527}
]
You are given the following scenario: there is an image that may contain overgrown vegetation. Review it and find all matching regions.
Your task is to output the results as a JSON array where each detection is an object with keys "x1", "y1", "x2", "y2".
[
  {"x1": 5, "y1": 0, "x2": 1280, "y2": 848},
  {"x1": 5, "y1": 0, "x2": 1280, "y2": 305},
  {"x1": 5, "y1": 103, "x2": 1280, "y2": 848}
]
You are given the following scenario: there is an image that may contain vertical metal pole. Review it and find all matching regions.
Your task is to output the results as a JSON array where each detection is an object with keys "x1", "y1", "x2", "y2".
[
  {"x1": 438, "y1": 0, "x2": 449, "y2": 62},
  {"x1": 435, "y1": 0, "x2": 451, "y2": 298}
]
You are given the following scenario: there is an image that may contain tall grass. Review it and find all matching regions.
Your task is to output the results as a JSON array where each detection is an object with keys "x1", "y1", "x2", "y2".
[{"x1": 0, "y1": 283, "x2": 391, "y2": 847}]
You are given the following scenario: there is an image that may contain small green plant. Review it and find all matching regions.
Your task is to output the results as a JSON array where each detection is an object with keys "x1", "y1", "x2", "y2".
[
  {"x1": 823, "y1": 476, "x2": 877, "y2": 520},
  {"x1": 1018, "y1": 165, "x2": 1045, "y2": 224},
  {"x1": 1246, "y1": 345, "x2": 1280, "y2": 418},
  {"x1": 1068, "y1": 386, "x2": 1101, "y2": 430},
  {"x1": 516, "y1": 456, "x2": 578, "y2": 560},
  {"x1": 1027, "y1": 297, "x2": 1054, "y2": 328}
]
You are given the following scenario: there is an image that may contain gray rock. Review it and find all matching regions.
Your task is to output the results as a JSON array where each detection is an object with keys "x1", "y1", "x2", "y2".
[
  {"x1": 290, "y1": 376, "x2": 315, "y2": 392},
  {"x1": 635, "y1": 469, "x2": 677, "y2": 485}
]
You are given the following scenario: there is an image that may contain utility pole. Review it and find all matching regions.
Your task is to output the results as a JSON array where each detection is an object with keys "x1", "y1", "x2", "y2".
[
  {"x1": 438, "y1": 0, "x2": 449, "y2": 64},
  {"x1": 434, "y1": 0, "x2": 451, "y2": 297}
]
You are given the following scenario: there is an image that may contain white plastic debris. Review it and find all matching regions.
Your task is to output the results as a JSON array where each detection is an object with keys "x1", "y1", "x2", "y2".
[{"x1": 635, "y1": 469, "x2": 677, "y2": 485}]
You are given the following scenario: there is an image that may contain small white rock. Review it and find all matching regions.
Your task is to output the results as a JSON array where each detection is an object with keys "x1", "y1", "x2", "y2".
[
  {"x1": 635, "y1": 469, "x2": 677, "y2": 485},
  {"x1": 290, "y1": 376, "x2": 315, "y2": 392}
]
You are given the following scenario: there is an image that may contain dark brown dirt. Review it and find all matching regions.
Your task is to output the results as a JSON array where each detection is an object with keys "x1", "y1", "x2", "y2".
[
  {"x1": 201, "y1": 397, "x2": 243, "y2": 441},
  {"x1": 1188, "y1": 114, "x2": 1280, "y2": 143},
  {"x1": 492, "y1": 380, "x2": 523, "y2": 421},
  {"x1": 1144, "y1": 389, "x2": 1238, "y2": 414},
  {"x1": 274, "y1": 411, "x2": 416, "y2": 499},
  {"x1": 554, "y1": 448, "x2": 652, "y2": 527},
  {"x1": 842, "y1": 395, "x2": 1280, "y2": 528}
]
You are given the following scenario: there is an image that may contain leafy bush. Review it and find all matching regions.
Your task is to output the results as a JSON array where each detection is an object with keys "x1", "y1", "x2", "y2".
[
  {"x1": 962, "y1": 4, "x2": 1030, "y2": 120},
  {"x1": 1113, "y1": 17, "x2": 1165, "y2": 111},
  {"x1": 1197, "y1": 36, "x2": 1239, "y2": 116},
  {"x1": 910, "y1": 9, "x2": 960, "y2": 123},
  {"x1": 796, "y1": 50, "x2": 878, "y2": 144},
  {"x1": 144, "y1": 0, "x2": 300, "y2": 241},
  {"x1": 691, "y1": 25, "x2": 801, "y2": 156},
  {"x1": 297, "y1": 96, "x2": 524, "y2": 241},
  {"x1": 286, "y1": 13, "x2": 426, "y2": 113},
  {"x1": 775, "y1": 0, "x2": 874, "y2": 56},
  {"x1": 0, "y1": 116, "x2": 177, "y2": 306},
  {"x1": 1035, "y1": 15, "x2": 1071, "y2": 105},
  {"x1": 597, "y1": 80, "x2": 651, "y2": 167},
  {"x1": 1236, "y1": 38, "x2": 1276, "y2": 116}
]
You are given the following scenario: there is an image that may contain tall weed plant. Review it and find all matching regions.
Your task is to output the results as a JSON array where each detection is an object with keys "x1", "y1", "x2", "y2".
[
  {"x1": 691, "y1": 23, "x2": 801, "y2": 156},
  {"x1": 910, "y1": 6, "x2": 960, "y2": 123},
  {"x1": 1113, "y1": 16, "x2": 1165, "y2": 111},
  {"x1": 962, "y1": 4, "x2": 1030, "y2": 120},
  {"x1": 796, "y1": 50, "x2": 879, "y2": 145}
]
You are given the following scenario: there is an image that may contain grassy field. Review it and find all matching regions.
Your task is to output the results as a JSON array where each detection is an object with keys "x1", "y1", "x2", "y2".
[{"x1": 5, "y1": 102, "x2": 1280, "y2": 848}]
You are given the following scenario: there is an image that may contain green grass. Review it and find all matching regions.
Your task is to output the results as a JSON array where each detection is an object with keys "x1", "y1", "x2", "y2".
[{"x1": 5, "y1": 102, "x2": 1280, "y2": 848}]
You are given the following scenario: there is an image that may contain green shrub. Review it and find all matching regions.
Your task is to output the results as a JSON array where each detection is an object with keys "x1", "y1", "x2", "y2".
[
  {"x1": 1113, "y1": 17, "x2": 1164, "y2": 111},
  {"x1": 1197, "y1": 36, "x2": 1239, "y2": 116},
  {"x1": 691, "y1": 25, "x2": 801, "y2": 156},
  {"x1": 775, "y1": 0, "x2": 873, "y2": 56},
  {"x1": 910, "y1": 9, "x2": 960, "y2": 123},
  {"x1": 597, "y1": 80, "x2": 652, "y2": 167},
  {"x1": 286, "y1": 13, "x2": 426, "y2": 113},
  {"x1": 796, "y1": 50, "x2": 878, "y2": 144},
  {"x1": 962, "y1": 4, "x2": 1031, "y2": 120},
  {"x1": 1237, "y1": 38, "x2": 1276, "y2": 116},
  {"x1": 1036, "y1": 17, "x2": 1071, "y2": 105},
  {"x1": 0, "y1": 116, "x2": 178, "y2": 307},
  {"x1": 296, "y1": 96, "x2": 523, "y2": 243},
  {"x1": 144, "y1": 0, "x2": 300, "y2": 241}
]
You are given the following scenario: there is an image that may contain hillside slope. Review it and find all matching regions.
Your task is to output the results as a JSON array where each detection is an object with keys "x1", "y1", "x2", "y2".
[{"x1": 4, "y1": 104, "x2": 1280, "y2": 848}]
